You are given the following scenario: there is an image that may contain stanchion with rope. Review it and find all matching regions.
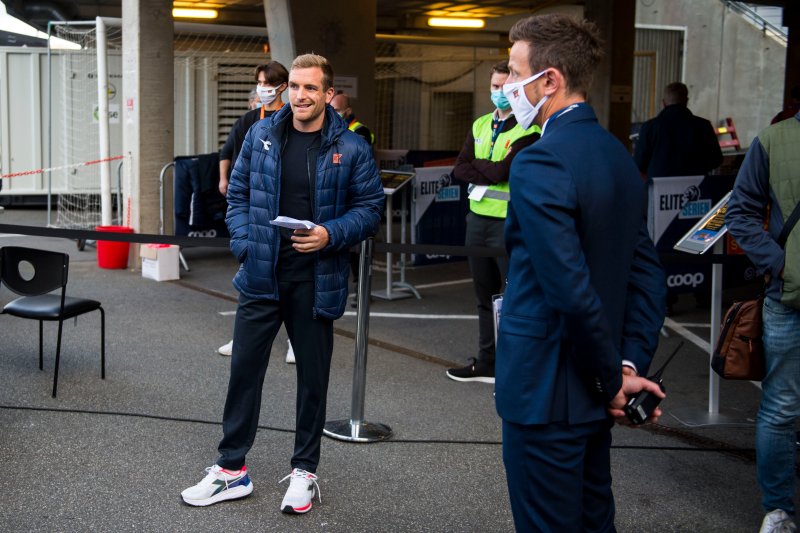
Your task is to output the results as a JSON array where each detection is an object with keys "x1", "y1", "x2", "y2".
[{"x1": 324, "y1": 237, "x2": 393, "y2": 443}]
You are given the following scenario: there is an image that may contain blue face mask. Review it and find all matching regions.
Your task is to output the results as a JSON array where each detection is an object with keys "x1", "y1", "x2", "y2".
[{"x1": 491, "y1": 89, "x2": 511, "y2": 111}]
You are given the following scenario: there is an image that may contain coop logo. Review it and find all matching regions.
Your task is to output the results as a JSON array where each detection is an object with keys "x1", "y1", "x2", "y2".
[
  {"x1": 659, "y1": 185, "x2": 711, "y2": 220},
  {"x1": 667, "y1": 272, "x2": 705, "y2": 288},
  {"x1": 420, "y1": 174, "x2": 460, "y2": 202}
]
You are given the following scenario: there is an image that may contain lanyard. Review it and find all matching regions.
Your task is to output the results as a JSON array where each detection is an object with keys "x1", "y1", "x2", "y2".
[{"x1": 488, "y1": 116, "x2": 506, "y2": 159}]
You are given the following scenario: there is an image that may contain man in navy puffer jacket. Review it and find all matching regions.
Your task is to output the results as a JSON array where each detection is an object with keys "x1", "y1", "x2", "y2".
[{"x1": 181, "y1": 54, "x2": 384, "y2": 515}]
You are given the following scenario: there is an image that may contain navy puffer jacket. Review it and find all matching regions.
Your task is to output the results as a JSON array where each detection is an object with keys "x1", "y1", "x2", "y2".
[{"x1": 226, "y1": 104, "x2": 384, "y2": 319}]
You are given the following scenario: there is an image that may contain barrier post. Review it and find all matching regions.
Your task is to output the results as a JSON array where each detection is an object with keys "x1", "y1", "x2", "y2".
[{"x1": 324, "y1": 237, "x2": 393, "y2": 442}]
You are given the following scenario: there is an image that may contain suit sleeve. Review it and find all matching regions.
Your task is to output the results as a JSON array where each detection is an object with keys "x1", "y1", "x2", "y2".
[
  {"x1": 510, "y1": 146, "x2": 622, "y2": 402},
  {"x1": 225, "y1": 125, "x2": 254, "y2": 262},
  {"x1": 620, "y1": 219, "x2": 666, "y2": 375}
]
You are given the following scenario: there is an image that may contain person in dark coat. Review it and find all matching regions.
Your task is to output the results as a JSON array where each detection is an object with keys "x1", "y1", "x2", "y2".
[{"x1": 634, "y1": 82, "x2": 723, "y2": 180}]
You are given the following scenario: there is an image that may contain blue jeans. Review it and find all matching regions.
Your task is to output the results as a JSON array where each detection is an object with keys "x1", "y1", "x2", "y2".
[{"x1": 757, "y1": 296, "x2": 800, "y2": 515}]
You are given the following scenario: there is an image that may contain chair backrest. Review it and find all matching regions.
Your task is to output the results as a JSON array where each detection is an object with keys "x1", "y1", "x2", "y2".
[{"x1": 0, "y1": 246, "x2": 68, "y2": 297}]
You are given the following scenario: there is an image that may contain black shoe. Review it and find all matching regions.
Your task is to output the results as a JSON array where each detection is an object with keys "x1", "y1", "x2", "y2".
[{"x1": 446, "y1": 358, "x2": 495, "y2": 384}]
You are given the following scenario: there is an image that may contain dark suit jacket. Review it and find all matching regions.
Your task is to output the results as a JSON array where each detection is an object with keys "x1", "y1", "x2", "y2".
[
  {"x1": 634, "y1": 104, "x2": 723, "y2": 179},
  {"x1": 496, "y1": 103, "x2": 666, "y2": 426}
]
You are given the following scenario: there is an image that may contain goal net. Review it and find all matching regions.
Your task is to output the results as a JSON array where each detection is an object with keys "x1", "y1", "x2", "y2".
[{"x1": 48, "y1": 20, "x2": 269, "y2": 230}]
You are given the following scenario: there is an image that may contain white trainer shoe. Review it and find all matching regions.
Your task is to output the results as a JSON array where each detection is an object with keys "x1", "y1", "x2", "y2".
[
  {"x1": 279, "y1": 468, "x2": 320, "y2": 514},
  {"x1": 760, "y1": 509, "x2": 797, "y2": 533},
  {"x1": 218, "y1": 340, "x2": 233, "y2": 356},
  {"x1": 286, "y1": 339, "x2": 296, "y2": 364},
  {"x1": 181, "y1": 464, "x2": 253, "y2": 507}
]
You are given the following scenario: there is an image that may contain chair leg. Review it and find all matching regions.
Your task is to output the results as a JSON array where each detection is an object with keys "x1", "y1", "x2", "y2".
[
  {"x1": 39, "y1": 320, "x2": 43, "y2": 371},
  {"x1": 99, "y1": 307, "x2": 105, "y2": 380},
  {"x1": 52, "y1": 319, "x2": 64, "y2": 398}
]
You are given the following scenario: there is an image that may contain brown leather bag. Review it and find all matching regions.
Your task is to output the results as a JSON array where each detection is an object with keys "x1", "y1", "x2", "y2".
[
  {"x1": 714, "y1": 199, "x2": 800, "y2": 380},
  {"x1": 711, "y1": 296, "x2": 765, "y2": 380}
]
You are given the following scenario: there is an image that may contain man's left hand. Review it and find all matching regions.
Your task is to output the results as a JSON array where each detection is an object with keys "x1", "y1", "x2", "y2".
[{"x1": 292, "y1": 226, "x2": 329, "y2": 253}]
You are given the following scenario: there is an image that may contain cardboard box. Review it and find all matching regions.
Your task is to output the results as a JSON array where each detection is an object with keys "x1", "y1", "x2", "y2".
[{"x1": 140, "y1": 244, "x2": 180, "y2": 281}]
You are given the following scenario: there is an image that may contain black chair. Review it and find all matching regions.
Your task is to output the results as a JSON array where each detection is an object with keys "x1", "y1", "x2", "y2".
[{"x1": 0, "y1": 246, "x2": 105, "y2": 397}]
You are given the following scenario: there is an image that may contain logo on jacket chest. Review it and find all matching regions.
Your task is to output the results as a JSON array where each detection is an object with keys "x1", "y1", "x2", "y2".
[
  {"x1": 260, "y1": 138, "x2": 271, "y2": 151},
  {"x1": 332, "y1": 153, "x2": 342, "y2": 165}
]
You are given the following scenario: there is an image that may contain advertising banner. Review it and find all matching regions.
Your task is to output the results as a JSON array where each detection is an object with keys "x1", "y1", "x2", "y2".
[
  {"x1": 648, "y1": 174, "x2": 754, "y2": 296},
  {"x1": 412, "y1": 166, "x2": 468, "y2": 266}
]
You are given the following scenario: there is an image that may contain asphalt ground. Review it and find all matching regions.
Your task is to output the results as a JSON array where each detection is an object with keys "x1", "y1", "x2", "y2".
[{"x1": 0, "y1": 207, "x2": 794, "y2": 532}]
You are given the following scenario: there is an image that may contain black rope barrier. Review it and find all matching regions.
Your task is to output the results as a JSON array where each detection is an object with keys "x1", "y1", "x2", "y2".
[{"x1": 0, "y1": 223, "x2": 757, "y2": 268}]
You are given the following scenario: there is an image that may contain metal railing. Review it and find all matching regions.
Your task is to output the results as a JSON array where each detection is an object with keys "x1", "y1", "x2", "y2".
[{"x1": 723, "y1": 1, "x2": 788, "y2": 45}]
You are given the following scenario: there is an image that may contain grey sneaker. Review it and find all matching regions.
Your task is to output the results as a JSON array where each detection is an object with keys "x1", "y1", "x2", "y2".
[
  {"x1": 181, "y1": 464, "x2": 253, "y2": 507},
  {"x1": 279, "y1": 468, "x2": 320, "y2": 514},
  {"x1": 760, "y1": 509, "x2": 797, "y2": 533}
]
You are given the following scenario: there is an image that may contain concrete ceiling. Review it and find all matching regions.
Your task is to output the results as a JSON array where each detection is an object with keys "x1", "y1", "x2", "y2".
[{"x1": 2, "y1": 0, "x2": 791, "y2": 33}]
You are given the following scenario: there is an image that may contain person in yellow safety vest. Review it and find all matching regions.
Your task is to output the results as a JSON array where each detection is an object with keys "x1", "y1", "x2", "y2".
[
  {"x1": 331, "y1": 92, "x2": 375, "y2": 147},
  {"x1": 446, "y1": 59, "x2": 541, "y2": 384}
]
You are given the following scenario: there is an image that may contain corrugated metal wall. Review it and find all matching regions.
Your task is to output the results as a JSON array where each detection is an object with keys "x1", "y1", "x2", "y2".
[{"x1": 633, "y1": 27, "x2": 685, "y2": 124}]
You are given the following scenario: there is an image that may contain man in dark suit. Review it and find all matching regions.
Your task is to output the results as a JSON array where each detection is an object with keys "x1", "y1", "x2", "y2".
[
  {"x1": 497, "y1": 14, "x2": 667, "y2": 531},
  {"x1": 634, "y1": 82, "x2": 722, "y2": 180}
]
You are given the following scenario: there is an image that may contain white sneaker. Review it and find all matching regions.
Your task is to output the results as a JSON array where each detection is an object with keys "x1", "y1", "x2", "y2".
[
  {"x1": 181, "y1": 464, "x2": 253, "y2": 507},
  {"x1": 218, "y1": 340, "x2": 233, "y2": 356},
  {"x1": 760, "y1": 509, "x2": 797, "y2": 533},
  {"x1": 286, "y1": 339, "x2": 296, "y2": 364},
  {"x1": 279, "y1": 468, "x2": 320, "y2": 514}
]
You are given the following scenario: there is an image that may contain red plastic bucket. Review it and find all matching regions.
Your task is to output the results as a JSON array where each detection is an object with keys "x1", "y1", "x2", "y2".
[{"x1": 95, "y1": 225, "x2": 134, "y2": 269}]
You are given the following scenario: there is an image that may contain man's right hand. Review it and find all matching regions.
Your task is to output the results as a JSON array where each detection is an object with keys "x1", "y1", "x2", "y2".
[{"x1": 607, "y1": 372, "x2": 666, "y2": 425}]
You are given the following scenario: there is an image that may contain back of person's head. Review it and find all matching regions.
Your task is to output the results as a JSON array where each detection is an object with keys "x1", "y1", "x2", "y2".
[
  {"x1": 663, "y1": 82, "x2": 689, "y2": 106},
  {"x1": 491, "y1": 59, "x2": 510, "y2": 78},
  {"x1": 508, "y1": 14, "x2": 603, "y2": 96},
  {"x1": 254, "y1": 61, "x2": 289, "y2": 86},
  {"x1": 291, "y1": 54, "x2": 334, "y2": 91},
  {"x1": 247, "y1": 88, "x2": 259, "y2": 109},
  {"x1": 331, "y1": 92, "x2": 351, "y2": 109}
]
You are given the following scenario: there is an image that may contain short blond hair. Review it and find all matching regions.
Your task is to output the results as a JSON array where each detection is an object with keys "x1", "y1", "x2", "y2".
[{"x1": 291, "y1": 54, "x2": 334, "y2": 91}]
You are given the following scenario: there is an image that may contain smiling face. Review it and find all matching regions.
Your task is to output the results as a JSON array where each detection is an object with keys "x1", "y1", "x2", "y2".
[{"x1": 288, "y1": 66, "x2": 335, "y2": 132}]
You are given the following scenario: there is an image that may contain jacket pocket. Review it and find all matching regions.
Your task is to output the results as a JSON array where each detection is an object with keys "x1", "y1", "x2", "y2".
[{"x1": 499, "y1": 313, "x2": 548, "y2": 339}]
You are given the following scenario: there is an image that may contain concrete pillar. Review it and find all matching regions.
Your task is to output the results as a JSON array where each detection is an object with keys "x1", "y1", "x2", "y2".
[
  {"x1": 263, "y1": 0, "x2": 376, "y2": 130},
  {"x1": 784, "y1": 4, "x2": 800, "y2": 107},
  {"x1": 122, "y1": 0, "x2": 173, "y2": 235},
  {"x1": 262, "y1": 0, "x2": 296, "y2": 68},
  {"x1": 585, "y1": 0, "x2": 636, "y2": 149}
]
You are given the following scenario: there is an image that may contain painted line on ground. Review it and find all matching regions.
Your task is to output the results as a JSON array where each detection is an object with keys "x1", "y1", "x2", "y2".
[
  {"x1": 219, "y1": 310, "x2": 478, "y2": 320},
  {"x1": 673, "y1": 322, "x2": 711, "y2": 328},
  {"x1": 663, "y1": 317, "x2": 710, "y2": 352},
  {"x1": 343, "y1": 311, "x2": 476, "y2": 319},
  {"x1": 412, "y1": 278, "x2": 473, "y2": 290}
]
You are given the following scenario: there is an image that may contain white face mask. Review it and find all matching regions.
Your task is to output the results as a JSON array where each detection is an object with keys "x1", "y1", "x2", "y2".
[
  {"x1": 502, "y1": 69, "x2": 548, "y2": 130},
  {"x1": 256, "y1": 85, "x2": 278, "y2": 106}
]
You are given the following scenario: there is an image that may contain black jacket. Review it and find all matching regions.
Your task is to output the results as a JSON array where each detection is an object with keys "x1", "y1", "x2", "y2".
[{"x1": 634, "y1": 104, "x2": 723, "y2": 179}]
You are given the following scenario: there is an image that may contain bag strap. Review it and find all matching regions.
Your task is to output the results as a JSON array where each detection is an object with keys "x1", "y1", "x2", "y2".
[{"x1": 777, "y1": 201, "x2": 800, "y2": 249}]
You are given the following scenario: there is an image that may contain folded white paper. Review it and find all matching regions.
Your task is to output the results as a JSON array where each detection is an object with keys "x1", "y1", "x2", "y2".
[{"x1": 270, "y1": 216, "x2": 317, "y2": 230}]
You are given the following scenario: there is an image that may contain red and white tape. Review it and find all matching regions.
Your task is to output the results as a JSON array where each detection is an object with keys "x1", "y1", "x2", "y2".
[{"x1": 1, "y1": 155, "x2": 126, "y2": 179}]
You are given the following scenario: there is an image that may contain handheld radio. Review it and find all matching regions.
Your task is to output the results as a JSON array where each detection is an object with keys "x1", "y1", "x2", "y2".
[{"x1": 624, "y1": 342, "x2": 684, "y2": 425}]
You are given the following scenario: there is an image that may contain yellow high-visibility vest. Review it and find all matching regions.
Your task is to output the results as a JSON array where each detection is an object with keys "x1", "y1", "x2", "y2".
[{"x1": 470, "y1": 113, "x2": 540, "y2": 219}]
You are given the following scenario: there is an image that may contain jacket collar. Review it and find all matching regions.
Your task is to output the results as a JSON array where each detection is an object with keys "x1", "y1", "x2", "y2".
[
  {"x1": 541, "y1": 102, "x2": 594, "y2": 136},
  {"x1": 267, "y1": 103, "x2": 346, "y2": 148}
]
